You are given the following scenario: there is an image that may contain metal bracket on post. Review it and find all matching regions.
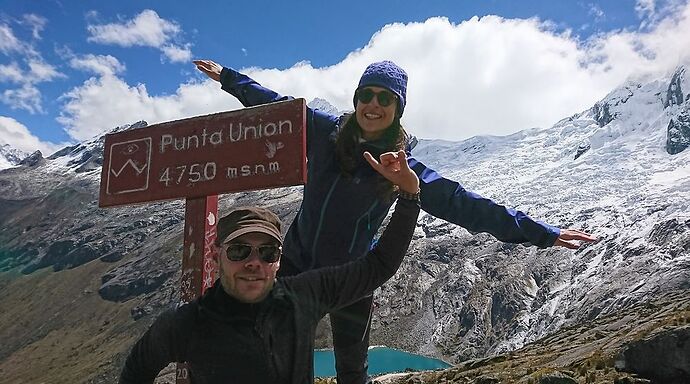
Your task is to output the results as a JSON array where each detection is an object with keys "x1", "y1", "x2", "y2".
[{"x1": 176, "y1": 195, "x2": 218, "y2": 384}]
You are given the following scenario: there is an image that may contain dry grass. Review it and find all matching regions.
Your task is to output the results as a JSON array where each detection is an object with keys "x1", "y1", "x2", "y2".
[{"x1": 0, "y1": 260, "x2": 147, "y2": 383}]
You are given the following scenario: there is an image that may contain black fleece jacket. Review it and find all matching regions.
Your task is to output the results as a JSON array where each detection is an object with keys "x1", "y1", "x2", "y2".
[{"x1": 119, "y1": 198, "x2": 420, "y2": 384}]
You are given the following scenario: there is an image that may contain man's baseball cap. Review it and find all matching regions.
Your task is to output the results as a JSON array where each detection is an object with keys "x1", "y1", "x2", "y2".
[{"x1": 216, "y1": 206, "x2": 283, "y2": 245}]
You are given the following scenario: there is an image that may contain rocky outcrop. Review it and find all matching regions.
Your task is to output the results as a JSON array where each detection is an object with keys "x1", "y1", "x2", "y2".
[
  {"x1": 74, "y1": 150, "x2": 104, "y2": 173},
  {"x1": 575, "y1": 141, "x2": 590, "y2": 159},
  {"x1": 591, "y1": 102, "x2": 616, "y2": 127},
  {"x1": 664, "y1": 67, "x2": 686, "y2": 108},
  {"x1": 375, "y1": 292, "x2": 690, "y2": 384},
  {"x1": 18, "y1": 150, "x2": 44, "y2": 167},
  {"x1": 615, "y1": 326, "x2": 690, "y2": 384},
  {"x1": 667, "y1": 108, "x2": 690, "y2": 154},
  {"x1": 47, "y1": 144, "x2": 79, "y2": 160},
  {"x1": 99, "y1": 265, "x2": 175, "y2": 302}
]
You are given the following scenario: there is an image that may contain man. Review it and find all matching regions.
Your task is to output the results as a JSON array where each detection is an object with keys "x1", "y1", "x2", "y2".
[{"x1": 119, "y1": 150, "x2": 421, "y2": 383}]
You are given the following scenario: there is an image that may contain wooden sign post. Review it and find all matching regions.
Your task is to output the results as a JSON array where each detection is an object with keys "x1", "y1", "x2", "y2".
[{"x1": 98, "y1": 98, "x2": 307, "y2": 383}]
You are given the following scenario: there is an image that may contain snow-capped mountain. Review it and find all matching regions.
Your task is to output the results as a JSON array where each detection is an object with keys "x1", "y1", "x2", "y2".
[
  {"x1": 381, "y1": 66, "x2": 690, "y2": 361},
  {"x1": 47, "y1": 120, "x2": 149, "y2": 174},
  {"x1": 308, "y1": 97, "x2": 348, "y2": 116},
  {"x1": 0, "y1": 67, "x2": 688, "y2": 383},
  {"x1": 0, "y1": 144, "x2": 29, "y2": 170}
]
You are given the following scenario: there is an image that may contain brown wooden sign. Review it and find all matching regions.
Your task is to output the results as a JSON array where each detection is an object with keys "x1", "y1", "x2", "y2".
[{"x1": 99, "y1": 98, "x2": 307, "y2": 207}]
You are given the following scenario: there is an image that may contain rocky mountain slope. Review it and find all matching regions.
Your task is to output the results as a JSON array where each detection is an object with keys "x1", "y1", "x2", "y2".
[{"x1": 0, "y1": 67, "x2": 688, "y2": 383}]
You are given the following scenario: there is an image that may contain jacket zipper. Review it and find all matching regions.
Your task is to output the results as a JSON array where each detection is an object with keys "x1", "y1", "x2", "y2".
[
  {"x1": 310, "y1": 174, "x2": 341, "y2": 268},
  {"x1": 256, "y1": 312, "x2": 280, "y2": 381},
  {"x1": 348, "y1": 200, "x2": 379, "y2": 253}
]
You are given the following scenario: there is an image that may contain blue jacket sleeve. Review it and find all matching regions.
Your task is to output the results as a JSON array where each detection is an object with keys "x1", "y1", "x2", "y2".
[
  {"x1": 219, "y1": 67, "x2": 338, "y2": 154},
  {"x1": 408, "y1": 155, "x2": 560, "y2": 248}
]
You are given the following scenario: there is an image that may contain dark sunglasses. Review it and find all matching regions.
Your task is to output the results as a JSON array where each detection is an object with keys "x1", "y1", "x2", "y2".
[
  {"x1": 356, "y1": 88, "x2": 396, "y2": 107},
  {"x1": 224, "y1": 243, "x2": 281, "y2": 263}
]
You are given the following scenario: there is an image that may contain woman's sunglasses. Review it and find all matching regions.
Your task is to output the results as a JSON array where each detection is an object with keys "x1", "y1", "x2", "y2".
[
  {"x1": 356, "y1": 88, "x2": 396, "y2": 107},
  {"x1": 224, "y1": 243, "x2": 282, "y2": 263}
]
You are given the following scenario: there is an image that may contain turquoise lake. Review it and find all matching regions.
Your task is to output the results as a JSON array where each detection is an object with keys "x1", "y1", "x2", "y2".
[{"x1": 313, "y1": 347, "x2": 450, "y2": 377}]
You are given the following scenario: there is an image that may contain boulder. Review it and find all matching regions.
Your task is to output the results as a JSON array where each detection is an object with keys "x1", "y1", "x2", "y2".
[{"x1": 615, "y1": 326, "x2": 690, "y2": 384}]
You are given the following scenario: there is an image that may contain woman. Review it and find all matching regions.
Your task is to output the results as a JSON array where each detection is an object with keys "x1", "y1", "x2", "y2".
[{"x1": 194, "y1": 59, "x2": 595, "y2": 384}]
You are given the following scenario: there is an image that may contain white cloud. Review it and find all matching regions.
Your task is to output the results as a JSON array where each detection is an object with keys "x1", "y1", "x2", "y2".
[
  {"x1": 0, "y1": 62, "x2": 23, "y2": 83},
  {"x1": 58, "y1": 3, "x2": 690, "y2": 142},
  {"x1": 1, "y1": 84, "x2": 43, "y2": 114},
  {"x1": 636, "y1": 0, "x2": 687, "y2": 29},
  {"x1": 0, "y1": 24, "x2": 24, "y2": 54},
  {"x1": 588, "y1": 3, "x2": 605, "y2": 21},
  {"x1": 0, "y1": 116, "x2": 62, "y2": 155},
  {"x1": 86, "y1": 9, "x2": 192, "y2": 63},
  {"x1": 0, "y1": 59, "x2": 64, "y2": 113},
  {"x1": 27, "y1": 59, "x2": 64, "y2": 82},
  {"x1": 0, "y1": 20, "x2": 63, "y2": 113},
  {"x1": 58, "y1": 74, "x2": 238, "y2": 141},
  {"x1": 160, "y1": 43, "x2": 192, "y2": 63},
  {"x1": 586, "y1": 2, "x2": 690, "y2": 78},
  {"x1": 69, "y1": 54, "x2": 125, "y2": 76},
  {"x1": 636, "y1": 0, "x2": 657, "y2": 18},
  {"x1": 20, "y1": 14, "x2": 47, "y2": 39}
]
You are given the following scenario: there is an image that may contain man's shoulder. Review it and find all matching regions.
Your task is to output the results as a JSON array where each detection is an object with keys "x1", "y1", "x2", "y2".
[
  {"x1": 274, "y1": 274, "x2": 318, "y2": 299},
  {"x1": 155, "y1": 300, "x2": 200, "y2": 327}
]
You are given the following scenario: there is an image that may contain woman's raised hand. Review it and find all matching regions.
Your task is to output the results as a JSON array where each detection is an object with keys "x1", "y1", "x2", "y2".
[
  {"x1": 193, "y1": 60, "x2": 223, "y2": 82},
  {"x1": 364, "y1": 150, "x2": 419, "y2": 194}
]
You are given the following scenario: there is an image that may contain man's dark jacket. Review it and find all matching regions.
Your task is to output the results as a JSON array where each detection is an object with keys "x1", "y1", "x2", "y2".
[{"x1": 119, "y1": 198, "x2": 420, "y2": 384}]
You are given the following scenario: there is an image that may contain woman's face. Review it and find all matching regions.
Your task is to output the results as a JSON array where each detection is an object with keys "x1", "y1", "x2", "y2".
[{"x1": 355, "y1": 86, "x2": 397, "y2": 140}]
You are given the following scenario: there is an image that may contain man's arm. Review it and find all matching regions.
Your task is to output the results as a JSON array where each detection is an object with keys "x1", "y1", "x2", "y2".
[
  {"x1": 408, "y1": 156, "x2": 595, "y2": 248},
  {"x1": 119, "y1": 308, "x2": 190, "y2": 384},
  {"x1": 285, "y1": 196, "x2": 419, "y2": 314},
  {"x1": 283, "y1": 151, "x2": 420, "y2": 312}
]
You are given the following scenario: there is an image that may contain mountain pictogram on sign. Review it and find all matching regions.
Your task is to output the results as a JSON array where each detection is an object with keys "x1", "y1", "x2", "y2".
[{"x1": 106, "y1": 138, "x2": 152, "y2": 195}]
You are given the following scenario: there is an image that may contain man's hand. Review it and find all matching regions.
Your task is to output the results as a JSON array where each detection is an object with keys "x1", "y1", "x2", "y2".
[
  {"x1": 364, "y1": 150, "x2": 419, "y2": 194},
  {"x1": 193, "y1": 59, "x2": 223, "y2": 82},
  {"x1": 554, "y1": 228, "x2": 597, "y2": 249}
]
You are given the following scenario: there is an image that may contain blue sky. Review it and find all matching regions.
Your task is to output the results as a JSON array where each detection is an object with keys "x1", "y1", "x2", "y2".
[{"x1": 1, "y1": 0, "x2": 689, "y2": 155}]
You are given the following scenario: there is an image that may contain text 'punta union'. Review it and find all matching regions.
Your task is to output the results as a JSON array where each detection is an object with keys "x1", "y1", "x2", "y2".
[{"x1": 159, "y1": 120, "x2": 294, "y2": 154}]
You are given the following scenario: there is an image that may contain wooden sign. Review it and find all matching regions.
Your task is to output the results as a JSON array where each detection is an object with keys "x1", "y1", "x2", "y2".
[{"x1": 99, "y1": 98, "x2": 307, "y2": 207}]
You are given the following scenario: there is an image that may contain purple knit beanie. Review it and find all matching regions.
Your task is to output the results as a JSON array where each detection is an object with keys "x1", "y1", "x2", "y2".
[{"x1": 354, "y1": 60, "x2": 408, "y2": 117}]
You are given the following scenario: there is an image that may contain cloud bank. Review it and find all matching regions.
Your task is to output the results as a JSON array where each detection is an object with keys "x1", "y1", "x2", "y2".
[
  {"x1": 87, "y1": 10, "x2": 192, "y2": 63},
  {"x1": 58, "y1": 2, "x2": 690, "y2": 143},
  {"x1": 0, "y1": 18, "x2": 64, "y2": 115},
  {"x1": 0, "y1": 116, "x2": 62, "y2": 155}
]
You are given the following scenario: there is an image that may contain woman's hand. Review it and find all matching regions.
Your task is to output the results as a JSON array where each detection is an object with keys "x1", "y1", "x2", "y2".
[
  {"x1": 553, "y1": 228, "x2": 597, "y2": 249},
  {"x1": 364, "y1": 150, "x2": 419, "y2": 194},
  {"x1": 193, "y1": 59, "x2": 223, "y2": 82}
]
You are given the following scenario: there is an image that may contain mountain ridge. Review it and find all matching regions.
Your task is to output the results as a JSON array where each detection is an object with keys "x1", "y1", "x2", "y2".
[{"x1": 0, "y1": 67, "x2": 688, "y2": 383}]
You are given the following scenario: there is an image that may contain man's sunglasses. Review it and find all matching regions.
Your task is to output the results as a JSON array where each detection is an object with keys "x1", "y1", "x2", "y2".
[
  {"x1": 224, "y1": 243, "x2": 281, "y2": 263},
  {"x1": 355, "y1": 88, "x2": 396, "y2": 107}
]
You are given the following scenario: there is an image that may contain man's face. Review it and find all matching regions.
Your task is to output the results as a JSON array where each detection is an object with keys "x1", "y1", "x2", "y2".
[{"x1": 217, "y1": 232, "x2": 281, "y2": 303}]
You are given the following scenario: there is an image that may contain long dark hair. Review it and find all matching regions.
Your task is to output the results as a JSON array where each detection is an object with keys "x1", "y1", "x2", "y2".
[{"x1": 334, "y1": 112, "x2": 407, "y2": 200}]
